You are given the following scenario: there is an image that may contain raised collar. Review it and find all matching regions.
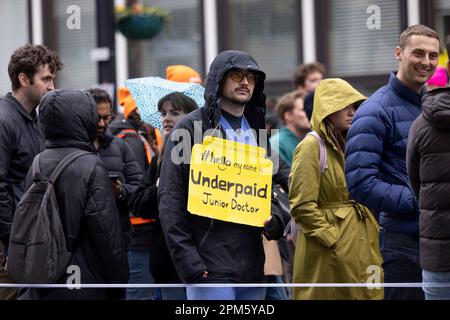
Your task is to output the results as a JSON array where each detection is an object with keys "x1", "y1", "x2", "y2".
[
  {"x1": 4, "y1": 92, "x2": 36, "y2": 121},
  {"x1": 389, "y1": 72, "x2": 424, "y2": 106}
]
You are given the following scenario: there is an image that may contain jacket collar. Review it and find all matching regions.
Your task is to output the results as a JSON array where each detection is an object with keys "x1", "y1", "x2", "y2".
[
  {"x1": 4, "y1": 92, "x2": 36, "y2": 121},
  {"x1": 389, "y1": 72, "x2": 424, "y2": 106}
]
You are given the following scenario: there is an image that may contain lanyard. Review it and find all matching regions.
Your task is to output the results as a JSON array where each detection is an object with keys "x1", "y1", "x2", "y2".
[{"x1": 219, "y1": 114, "x2": 257, "y2": 146}]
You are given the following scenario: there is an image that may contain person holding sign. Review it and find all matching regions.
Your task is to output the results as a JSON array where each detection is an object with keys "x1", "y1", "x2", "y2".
[
  {"x1": 158, "y1": 50, "x2": 287, "y2": 300},
  {"x1": 288, "y1": 79, "x2": 383, "y2": 300}
]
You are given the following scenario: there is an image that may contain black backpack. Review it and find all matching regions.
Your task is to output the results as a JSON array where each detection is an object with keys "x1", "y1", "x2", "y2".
[{"x1": 8, "y1": 150, "x2": 90, "y2": 283}]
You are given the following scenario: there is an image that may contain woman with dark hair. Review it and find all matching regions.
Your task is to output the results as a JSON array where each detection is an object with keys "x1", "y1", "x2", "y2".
[
  {"x1": 288, "y1": 79, "x2": 383, "y2": 300},
  {"x1": 129, "y1": 92, "x2": 198, "y2": 300}
]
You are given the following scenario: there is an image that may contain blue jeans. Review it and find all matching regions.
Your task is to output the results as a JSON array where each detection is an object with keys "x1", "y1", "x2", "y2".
[
  {"x1": 161, "y1": 288, "x2": 187, "y2": 300},
  {"x1": 126, "y1": 250, "x2": 155, "y2": 300},
  {"x1": 422, "y1": 269, "x2": 450, "y2": 300},
  {"x1": 187, "y1": 287, "x2": 265, "y2": 300},
  {"x1": 380, "y1": 228, "x2": 424, "y2": 300},
  {"x1": 261, "y1": 276, "x2": 288, "y2": 300}
]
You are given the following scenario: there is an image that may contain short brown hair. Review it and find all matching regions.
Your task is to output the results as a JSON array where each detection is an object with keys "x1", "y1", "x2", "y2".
[
  {"x1": 398, "y1": 24, "x2": 440, "y2": 50},
  {"x1": 8, "y1": 44, "x2": 63, "y2": 91},
  {"x1": 293, "y1": 62, "x2": 325, "y2": 89},
  {"x1": 276, "y1": 90, "x2": 305, "y2": 124}
]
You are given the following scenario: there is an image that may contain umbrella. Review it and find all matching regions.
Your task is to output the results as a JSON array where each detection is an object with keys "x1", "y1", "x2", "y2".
[{"x1": 125, "y1": 76, "x2": 205, "y2": 130}]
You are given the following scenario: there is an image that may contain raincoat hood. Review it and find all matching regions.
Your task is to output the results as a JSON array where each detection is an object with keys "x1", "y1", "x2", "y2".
[
  {"x1": 204, "y1": 50, "x2": 267, "y2": 129},
  {"x1": 422, "y1": 86, "x2": 450, "y2": 131},
  {"x1": 312, "y1": 78, "x2": 366, "y2": 141},
  {"x1": 39, "y1": 89, "x2": 98, "y2": 148}
]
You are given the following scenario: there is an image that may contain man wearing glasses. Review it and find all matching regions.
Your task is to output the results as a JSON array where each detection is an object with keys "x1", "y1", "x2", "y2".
[
  {"x1": 88, "y1": 88, "x2": 142, "y2": 259},
  {"x1": 158, "y1": 50, "x2": 287, "y2": 300}
]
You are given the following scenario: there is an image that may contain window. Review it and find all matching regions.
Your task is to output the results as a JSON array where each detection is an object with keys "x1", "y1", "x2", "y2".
[
  {"x1": 128, "y1": 0, "x2": 203, "y2": 79},
  {"x1": 0, "y1": 0, "x2": 29, "y2": 95},
  {"x1": 48, "y1": 0, "x2": 98, "y2": 90},
  {"x1": 326, "y1": 0, "x2": 403, "y2": 77},
  {"x1": 219, "y1": 0, "x2": 300, "y2": 82}
]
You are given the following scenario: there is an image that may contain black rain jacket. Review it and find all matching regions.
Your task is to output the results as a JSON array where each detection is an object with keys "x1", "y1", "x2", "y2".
[{"x1": 22, "y1": 90, "x2": 129, "y2": 299}]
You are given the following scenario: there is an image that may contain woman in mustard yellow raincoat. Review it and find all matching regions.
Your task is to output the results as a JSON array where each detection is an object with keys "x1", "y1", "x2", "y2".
[{"x1": 288, "y1": 78, "x2": 383, "y2": 300}]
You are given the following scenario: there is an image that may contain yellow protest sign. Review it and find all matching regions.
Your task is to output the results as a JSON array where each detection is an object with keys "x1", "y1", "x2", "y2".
[{"x1": 188, "y1": 136, "x2": 272, "y2": 227}]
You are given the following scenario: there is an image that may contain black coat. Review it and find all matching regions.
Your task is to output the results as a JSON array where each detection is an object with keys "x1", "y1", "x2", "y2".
[
  {"x1": 158, "y1": 50, "x2": 286, "y2": 284},
  {"x1": 108, "y1": 118, "x2": 155, "y2": 251},
  {"x1": 97, "y1": 133, "x2": 143, "y2": 248},
  {"x1": 407, "y1": 87, "x2": 450, "y2": 272},
  {"x1": 23, "y1": 90, "x2": 129, "y2": 299},
  {"x1": 0, "y1": 94, "x2": 44, "y2": 240},
  {"x1": 129, "y1": 153, "x2": 181, "y2": 283}
]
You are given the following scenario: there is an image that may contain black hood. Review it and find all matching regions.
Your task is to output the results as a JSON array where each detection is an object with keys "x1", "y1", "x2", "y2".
[
  {"x1": 39, "y1": 89, "x2": 98, "y2": 148},
  {"x1": 422, "y1": 87, "x2": 450, "y2": 131},
  {"x1": 204, "y1": 50, "x2": 267, "y2": 129}
]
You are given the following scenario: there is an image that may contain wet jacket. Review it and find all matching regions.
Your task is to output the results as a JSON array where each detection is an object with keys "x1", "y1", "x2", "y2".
[
  {"x1": 23, "y1": 90, "x2": 128, "y2": 300},
  {"x1": 407, "y1": 87, "x2": 450, "y2": 272},
  {"x1": 345, "y1": 73, "x2": 422, "y2": 235},
  {"x1": 289, "y1": 79, "x2": 383, "y2": 300},
  {"x1": 158, "y1": 50, "x2": 286, "y2": 284},
  {"x1": 0, "y1": 94, "x2": 45, "y2": 241}
]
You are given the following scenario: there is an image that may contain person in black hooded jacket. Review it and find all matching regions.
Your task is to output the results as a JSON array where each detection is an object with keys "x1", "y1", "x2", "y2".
[
  {"x1": 21, "y1": 89, "x2": 129, "y2": 300},
  {"x1": 158, "y1": 50, "x2": 288, "y2": 300},
  {"x1": 407, "y1": 85, "x2": 450, "y2": 300}
]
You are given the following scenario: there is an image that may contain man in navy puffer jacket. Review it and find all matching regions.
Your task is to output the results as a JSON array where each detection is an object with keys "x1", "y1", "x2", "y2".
[{"x1": 345, "y1": 25, "x2": 440, "y2": 300}]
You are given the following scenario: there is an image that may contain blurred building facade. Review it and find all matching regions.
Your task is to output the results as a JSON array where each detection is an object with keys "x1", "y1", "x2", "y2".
[{"x1": 0, "y1": 0, "x2": 449, "y2": 98}]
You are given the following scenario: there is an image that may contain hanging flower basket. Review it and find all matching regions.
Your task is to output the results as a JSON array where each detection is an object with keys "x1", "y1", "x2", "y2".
[
  {"x1": 117, "y1": 15, "x2": 164, "y2": 39},
  {"x1": 115, "y1": 4, "x2": 169, "y2": 40}
]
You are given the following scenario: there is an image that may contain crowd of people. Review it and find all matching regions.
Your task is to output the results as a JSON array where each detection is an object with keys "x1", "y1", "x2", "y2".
[{"x1": 0, "y1": 23, "x2": 449, "y2": 301}]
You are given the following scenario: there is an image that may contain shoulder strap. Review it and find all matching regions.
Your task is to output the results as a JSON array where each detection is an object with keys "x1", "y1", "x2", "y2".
[
  {"x1": 31, "y1": 154, "x2": 45, "y2": 182},
  {"x1": 116, "y1": 129, "x2": 139, "y2": 139},
  {"x1": 117, "y1": 129, "x2": 154, "y2": 164},
  {"x1": 49, "y1": 150, "x2": 91, "y2": 184},
  {"x1": 307, "y1": 131, "x2": 327, "y2": 174}
]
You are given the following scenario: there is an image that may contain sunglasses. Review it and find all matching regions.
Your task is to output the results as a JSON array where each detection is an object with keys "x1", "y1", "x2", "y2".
[{"x1": 228, "y1": 70, "x2": 259, "y2": 84}]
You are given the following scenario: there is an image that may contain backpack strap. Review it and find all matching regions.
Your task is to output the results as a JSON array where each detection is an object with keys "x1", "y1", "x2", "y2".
[
  {"x1": 31, "y1": 154, "x2": 46, "y2": 182},
  {"x1": 306, "y1": 131, "x2": 328, "y2": 174},
  {"x1": 117, "y1": 129, "x2": 155, "y2": 164},
  {"x1": 49, "y1": 150, "x2": 91, "y2": 184}
]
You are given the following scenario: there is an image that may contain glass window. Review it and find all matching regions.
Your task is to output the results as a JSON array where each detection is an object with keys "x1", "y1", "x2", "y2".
[
  {"x1": 327, "y1": 0, "x2": 401, "y2": 77},
  {"x1": 128, "y1": 0, "x2": 203, "y2": 79},
  {"x1": 0, "y1": 0, "x2": 29, "y2": 96},
  {"x1": 51, "y1": 0, "x2": 98, "y2": 90},
  {"x1": 224, "y1": 0, "x2": 299, "y2": 82}
]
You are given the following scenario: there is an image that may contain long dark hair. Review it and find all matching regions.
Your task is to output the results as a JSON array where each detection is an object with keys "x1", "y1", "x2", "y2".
[
  {"x1": 322, "y1": 117, "x2": 347, "y2": 153},
  {"x1": 157, "y1": 92, "x2": 198, "y2": 164}
]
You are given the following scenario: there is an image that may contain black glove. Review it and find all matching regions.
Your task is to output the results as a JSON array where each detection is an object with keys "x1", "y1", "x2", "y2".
[{"x1": 263, "y1": 214, "x2": 283, "y2": 240}]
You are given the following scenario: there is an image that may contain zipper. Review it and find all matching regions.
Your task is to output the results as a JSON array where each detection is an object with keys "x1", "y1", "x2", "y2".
[{"x1": 198, "y1": 218, "x2": 214, "y2": 249}]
